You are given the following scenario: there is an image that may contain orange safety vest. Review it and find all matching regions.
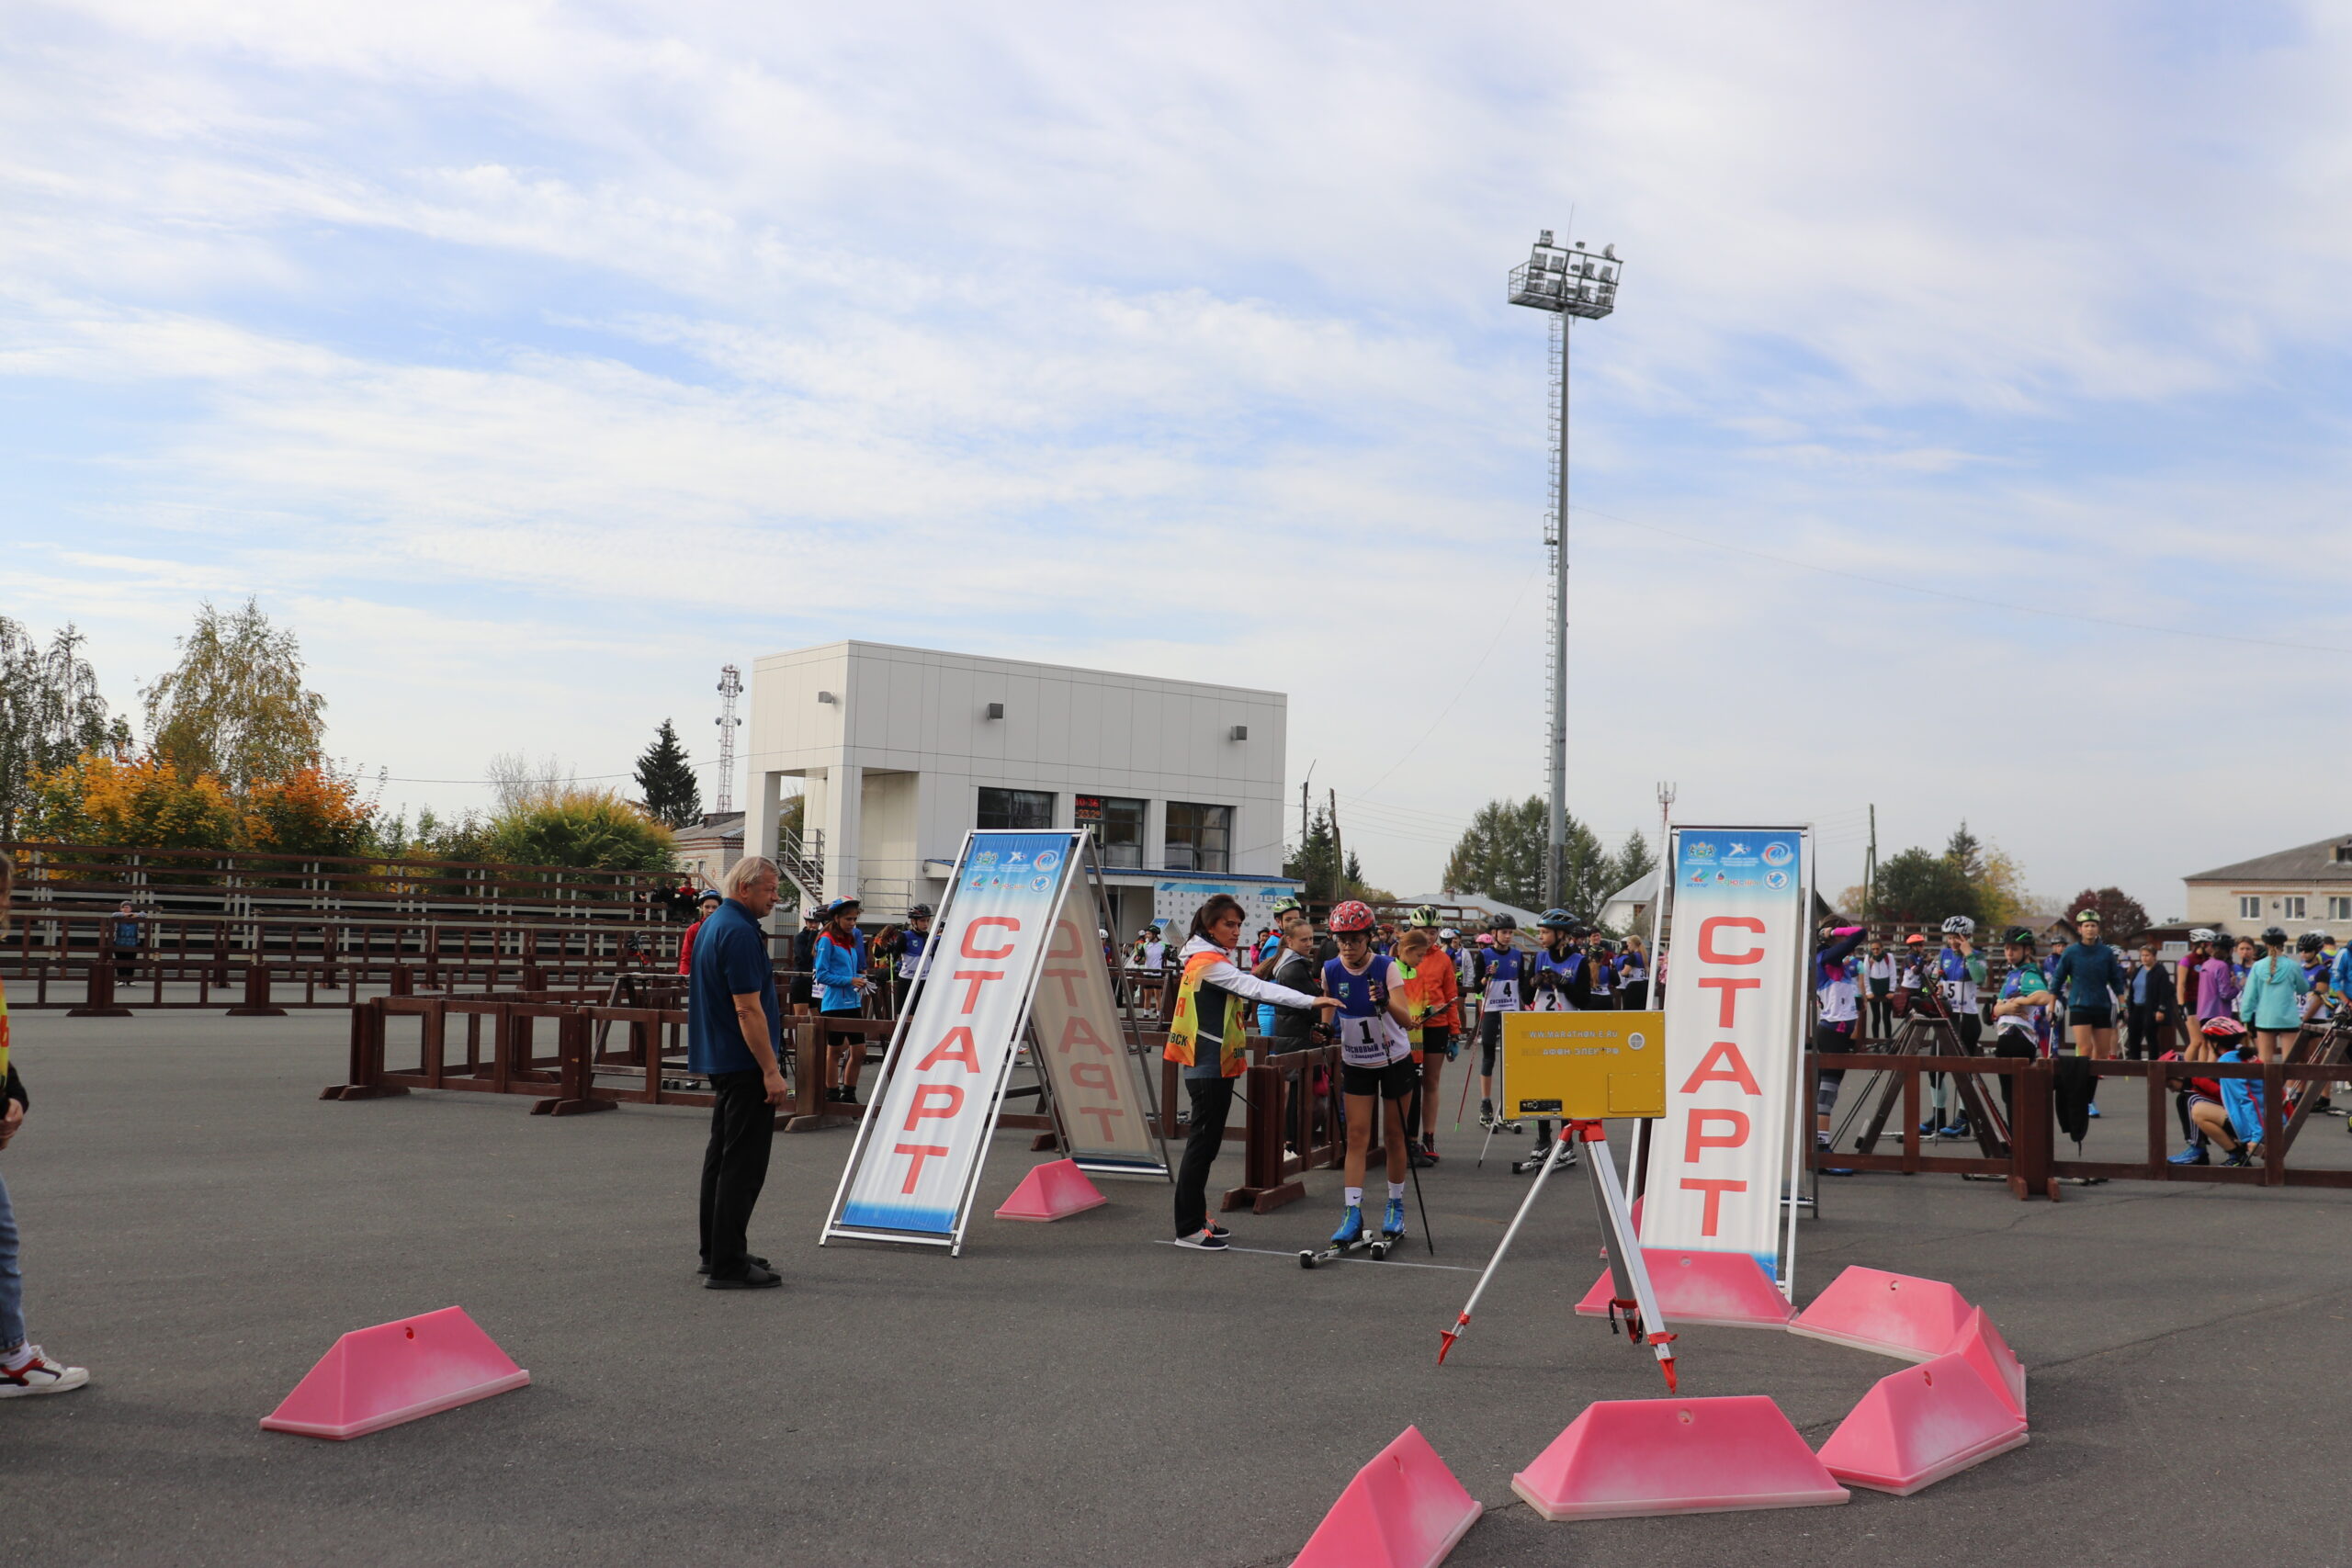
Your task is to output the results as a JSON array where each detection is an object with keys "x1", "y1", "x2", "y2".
[{"x1": 1164, "y1": 949, "x2": 1250, "y2": 1078}]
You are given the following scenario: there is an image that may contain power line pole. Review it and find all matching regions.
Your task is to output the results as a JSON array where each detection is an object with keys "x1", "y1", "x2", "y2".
[
  {"x1": 1656, "y1": 781, "x2": 1677, "y2": 869},
  {"x1": 1329, "y1": 788, "x2": 1344, "y2": 904},
  {"x1": 1865, "y1": 803, "x2": 1878, "y2": 917},
  {"x1": 1508, "y1": 231, "x2": 1621, "y2": 908}
]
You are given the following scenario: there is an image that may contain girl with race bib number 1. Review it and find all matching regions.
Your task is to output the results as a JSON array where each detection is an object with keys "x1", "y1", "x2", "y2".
[{"x1": 1323, "y1": 901, "x2": 1418, "y2": 1249}]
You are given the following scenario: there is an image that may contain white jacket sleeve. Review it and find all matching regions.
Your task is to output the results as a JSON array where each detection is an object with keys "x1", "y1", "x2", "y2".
[{"x1": 1201, "y1": 956, "x2": 1320, "y2": 1011}]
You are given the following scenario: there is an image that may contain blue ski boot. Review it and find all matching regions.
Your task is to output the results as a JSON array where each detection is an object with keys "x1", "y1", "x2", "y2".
[
  {"x1": 1330, "y1": 1205, "x2": 1363, "y2": 1247},
  {"x1": 1381, "y1": 1197, "x2": 1407, "y2": 1239}
]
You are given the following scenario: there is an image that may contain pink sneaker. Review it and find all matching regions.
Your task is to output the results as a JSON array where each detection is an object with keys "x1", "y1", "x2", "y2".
[{"x1": 0, "y1": 1347, "x2": 89, "y2": 1397}]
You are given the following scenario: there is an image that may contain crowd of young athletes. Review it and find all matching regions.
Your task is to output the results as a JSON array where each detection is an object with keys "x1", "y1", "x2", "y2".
[
  {"x1": 1149, "y1": 897, "x2": 1657, "y2": 1253},
  {"x1": 1807, "y1": 909, "x2": 2352, "y2": 1174}
]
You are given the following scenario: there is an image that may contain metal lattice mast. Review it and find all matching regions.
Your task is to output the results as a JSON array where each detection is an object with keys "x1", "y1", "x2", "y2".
[
  {"x1": 714, "y1": 663, "x2": 743, "y2": 813},
  {"x1": 1508, "y1": 230, "x2": 1621, "y2": 910}
]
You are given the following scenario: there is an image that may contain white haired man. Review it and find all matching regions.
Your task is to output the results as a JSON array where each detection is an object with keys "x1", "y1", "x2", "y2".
[{"x1": 692, "y1": 856, "x2": 788, "y2": 1290}]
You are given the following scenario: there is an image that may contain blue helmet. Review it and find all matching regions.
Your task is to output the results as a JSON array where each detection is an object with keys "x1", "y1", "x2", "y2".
[
  {"x1": 823, "y1": 896, "x2": 863, "y2": 918},
  {"x1": 1538, "y1": 908, "x2": 1577, "y2": 931}
]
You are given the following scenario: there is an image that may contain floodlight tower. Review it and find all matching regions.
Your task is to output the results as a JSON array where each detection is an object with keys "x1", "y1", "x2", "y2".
[
  {"x1": 714, "y1": 663, "x2": 743, "y2": 812},
  {"x1": 1508, "y1": 230, "x2": 1622, "y2": 910}
]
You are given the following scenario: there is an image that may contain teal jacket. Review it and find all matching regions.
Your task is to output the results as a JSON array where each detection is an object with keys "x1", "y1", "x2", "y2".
[{"x1": 2236, "y1": 954, "x2": 2309, "y2": 1032}]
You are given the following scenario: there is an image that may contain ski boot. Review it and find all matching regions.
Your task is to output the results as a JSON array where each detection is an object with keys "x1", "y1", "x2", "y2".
[
  {"x1": 1382, "y1": 1197, "x2": 1407, "y2": 1240},
  {"x1": 1300, "y1": 1205, "x2": 1374, "y2": 1269},
  {"x1": 1510, "y1": 1141, "x2": 1562, "y2": 1175}
]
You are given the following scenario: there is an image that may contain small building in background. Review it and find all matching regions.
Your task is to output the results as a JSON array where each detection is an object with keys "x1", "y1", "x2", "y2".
[
  {"x1": 2182, "y1": 833, "x2": 2352, "y2": 939},
  {"x1": 668, "y1": 811, "x2": 743, "y2": 891},
  {"x1": 741, "y1": 640, "x2": 1299, "y2": 935}
]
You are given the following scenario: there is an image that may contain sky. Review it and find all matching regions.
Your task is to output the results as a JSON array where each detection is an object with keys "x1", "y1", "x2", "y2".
[{"x1": 6, "y1": 0, "x2": 2350, "y2": 919}]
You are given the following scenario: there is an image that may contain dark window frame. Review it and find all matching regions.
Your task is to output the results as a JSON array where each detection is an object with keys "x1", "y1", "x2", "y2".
[
  {"x1": 978, "y1": 786, "x2": 1057, "y2": 831},
  {"x1": 1163, "y1": 801, "x2": 1231, "y2": 874}
]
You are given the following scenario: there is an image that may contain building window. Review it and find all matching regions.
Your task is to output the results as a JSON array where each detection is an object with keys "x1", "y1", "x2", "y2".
[
  {"x1": 2329, "y1": 897, "x2": 2352, "y2": 921},
  {"x1": 2238, "y1": 895, "x2": 2261, "y2": 919},
  {"x1": 977, "y1": 787, "x2": 1055, "y2": 831},
  {"x1": 1164, "y1": 802, "x2": 1231, "y2": 873},
  {"x1": 2284, "y1": 896, "x2": 2308, "y2": 920},
  {"x1": 1076, "y1": 794, "x2": 1147, "y2": 868}
]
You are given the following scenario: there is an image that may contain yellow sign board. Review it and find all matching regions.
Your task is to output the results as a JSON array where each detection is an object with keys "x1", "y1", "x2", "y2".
[{"x1": 1501, "y1": 1010, "x2": 1667, "y2": 1121}]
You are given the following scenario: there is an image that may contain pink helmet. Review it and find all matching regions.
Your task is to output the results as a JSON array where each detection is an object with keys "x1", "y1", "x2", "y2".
[{"x1": 1329, "y1": 899, "x2": 1376, "y2": 934}]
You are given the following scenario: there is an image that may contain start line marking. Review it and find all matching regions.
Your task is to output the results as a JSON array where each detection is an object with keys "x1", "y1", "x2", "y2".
[{"x1": 1151, "y1": 1239, "x2": 1480, "y2": 1273}]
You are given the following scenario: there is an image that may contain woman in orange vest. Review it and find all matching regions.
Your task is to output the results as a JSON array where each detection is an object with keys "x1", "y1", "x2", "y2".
[
  {"x1": 1395, "y1": 922, "x2": 1460, "y2": 1165},
  {"x1": 1166, "y1": 894, "x2": 1338, "y2": 1250}
]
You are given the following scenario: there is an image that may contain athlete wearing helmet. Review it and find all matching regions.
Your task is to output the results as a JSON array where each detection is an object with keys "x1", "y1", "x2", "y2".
[
  {"x1": 1988, "y1": 927, "x2": 2055, "y2": 1121},
  {"x1": 2297, "y1": 932, "x2": 2335, "y2": 1025},
  {"x1": 888, "y1": 901, "x2": 936, "y2": 1010},
  {"x1": 1322, "y1": 899, "x2": 1419, "y2": 1247},
  {"x1": 1512, "y1": 908, "x2": 1599, "y2": 1172},
  {"x1": 1409, "y1": 904, "x2": 1441, "y2": 929},
  {"x1": 1165, "y1": 894, "x2": 1340, "y2": 1251},
  {"x1": 2048, "y1": 912, "x2": 2128, "y2": 1111},
  {"x1": 2236, "y1": 925, "x2": 2309, "y2": 1065},
  {"x1": 1923, "y1": 917, "x2": 1985, "y2": 1138},
  {"x1": 2168, "y1": 1015, "x2": 2262, "y2": 1167},
  {"x1": 1476, "y1": 916, "x2": 1526, "y2": 1133}
]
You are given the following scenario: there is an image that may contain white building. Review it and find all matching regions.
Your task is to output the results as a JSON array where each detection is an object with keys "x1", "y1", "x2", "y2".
[{"x1": 742, "y1": 641, "x2": 1300, "y2": 936}]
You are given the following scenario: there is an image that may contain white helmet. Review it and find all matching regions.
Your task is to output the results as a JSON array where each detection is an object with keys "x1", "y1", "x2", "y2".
[
  {"x1": 1939, "y1": 915, "x2": 1975, "y2": 936},
  {"x1": 1099, "y1": 928, "x2": 1110, "y2": 940},
  {"x1": 2188, "y1": 927, "x2": 2216, "y2": 943}
]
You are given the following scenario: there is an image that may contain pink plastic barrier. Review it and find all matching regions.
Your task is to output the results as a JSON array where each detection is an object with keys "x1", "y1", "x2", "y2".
[
  {"x1": 1948, "y1": 1308, "x2": 2027, "y2": 1420},
  {"x1": 1816, "y1": 1351, "x2": 2029, "y2": 1495},
  {"x1": 261, "y1": 1306, "x2": 529, "y2": 1440},
  {"x1": 1575, "y1": 1248, "x2": 1792, "y2": 1329},
  {"x1": 1511, "y1": 1396, "x2": 1849, "y2": 1521},
  {"x1": 1293, "y1": 1425, "x2": 1484, "y2": 1568},
  {"x1": 994, "y1": 1158, "x2": 1109, "y2": 1222},
  {"x1": 1787, "y1": 1266, "x2": 1974, "y2": 1361}
]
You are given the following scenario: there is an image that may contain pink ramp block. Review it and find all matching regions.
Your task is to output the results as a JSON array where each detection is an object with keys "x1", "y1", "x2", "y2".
[
  {"x1": 1788, "y1": 1266, "x2": 1975, "y2": 1362},
  {"x1": 260, "y1": 1306, "x2": 529, "y2": 1440},
  {"x1": 1576, "y1": 1248, "x2": 1793, "y2": 1329},
  {"x1": 1817, "y1": 1351, "x2": 2029, "y2": 1495},
  {"x1": 1949, "y1": 1308, "x2": 2027, "y2": 1421},
  {"x1": 1293, "y1": 1425, "x2": 1483, "y2": 1568},
  {"x1": 994, "y1": 1157, "x2": 1109, "y2": 1222},
  {"x1": 1511, "y1": 1395, "x2": 1850, "y2": 1521}
]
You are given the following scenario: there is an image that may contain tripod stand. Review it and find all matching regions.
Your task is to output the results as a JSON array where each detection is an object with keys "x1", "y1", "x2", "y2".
[{"x1": 1437, "y1": 1119, "x2": 1678, "y2": 1392}]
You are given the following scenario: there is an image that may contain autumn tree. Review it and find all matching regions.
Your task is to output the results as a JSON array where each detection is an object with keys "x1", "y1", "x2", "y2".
[
  {"x1": 0, "y1": 619, "x2": 132, "y2": 837},
  {"x1": 142, "y1": 599, "x2": 325, "y2": 793}
]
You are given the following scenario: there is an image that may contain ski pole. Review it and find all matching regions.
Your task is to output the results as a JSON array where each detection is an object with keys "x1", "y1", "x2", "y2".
[
  {"x1": 1438, "y1": 1124, "x2": 1567, "y2": 1363},
  {"x1": 1404, "y1": 1075, "x2": 1434, "y2": 1256}
]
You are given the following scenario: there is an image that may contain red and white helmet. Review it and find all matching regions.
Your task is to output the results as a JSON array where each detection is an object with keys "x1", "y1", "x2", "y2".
[{"x1": 1329, "y1": 899, "x2": 1376, "y2": 934}]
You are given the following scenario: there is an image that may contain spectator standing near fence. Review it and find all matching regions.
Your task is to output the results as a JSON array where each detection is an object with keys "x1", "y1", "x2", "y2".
[
  {"x1": 676, "y1": 889, "x2": 723, "y2": 976},
  {"x1": 788, "y1": 908, "x2": 821, "y2": 1016},
  {"x1": 107, "y1": 901, "x2": 141, "y2": 982},
  {"x1": 2125, "y1": 941, "x2": 2180, "y2": 1059},
  {"x1": 1860, "y1": 937, "x2": 1894, "y2": 1040},
  {"x1": 2235, "y1": 927, "x2": 2308, "y2": 1065},
  {"x1": 2049, "y1": 910, "x2": 2128, "y2": 1115},
  {"x1": 689, "y1": 857, "x2": 786, "y2": 1290},
  {"x1": 0, "y1": 853, "x2": 90, "y2": 1395},
  {"x1": 813, "y1": 897, "x2": 875, "y2": 1105}
]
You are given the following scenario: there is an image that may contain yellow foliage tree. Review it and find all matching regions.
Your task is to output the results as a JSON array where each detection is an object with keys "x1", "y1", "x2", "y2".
[{"x1": 24, "y1": 753, "x2": 240, "y2": 852}]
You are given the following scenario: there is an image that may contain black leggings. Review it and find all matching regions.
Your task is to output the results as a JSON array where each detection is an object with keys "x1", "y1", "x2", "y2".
[
  {"x1": 1478, "y1": 1011, "x2": 1505, "y2": 1077},
  {"x1": 1173, "y1": 1077, "x2": 1236, "y2": 1236},
  {"x1": 1866, "y1": 987, "x2": 1893, "y2": 1038}
]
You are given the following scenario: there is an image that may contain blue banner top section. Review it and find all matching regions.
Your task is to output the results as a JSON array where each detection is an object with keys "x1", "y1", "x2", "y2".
[
  {"x1": 958, "y1": 833, "x2": 1079, "y2": 901},
  {"x1": 1674, "y1": 830, "x2": 1804, "y2": 900}
]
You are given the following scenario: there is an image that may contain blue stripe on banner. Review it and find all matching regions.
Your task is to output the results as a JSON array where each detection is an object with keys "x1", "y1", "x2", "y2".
[{"x1": 841, "y1": 1201, "x2": 957, "y2": 1235}]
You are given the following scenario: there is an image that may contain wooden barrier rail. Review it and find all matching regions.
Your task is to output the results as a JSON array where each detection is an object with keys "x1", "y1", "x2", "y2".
[{"x1": 1807, "y1": 1050, "x2": 2352, "y2": 1201}]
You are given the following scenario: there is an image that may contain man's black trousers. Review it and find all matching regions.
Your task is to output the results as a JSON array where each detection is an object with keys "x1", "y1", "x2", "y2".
[
  {"x1": 699, "y1": 1068, "x2": 775, "y2": 1276},
  {"x1": 1173, "y1": 1076, "x2": 1235, "y2": 1237}
]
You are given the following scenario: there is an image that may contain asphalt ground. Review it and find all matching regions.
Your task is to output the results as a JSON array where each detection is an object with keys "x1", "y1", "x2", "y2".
[{"x1": 3, "y1": 1011, "x2": 2350, "y2": 1567}]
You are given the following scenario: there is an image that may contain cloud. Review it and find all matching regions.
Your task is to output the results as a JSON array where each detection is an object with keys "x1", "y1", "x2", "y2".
[{"x1": 4, "y1": 0, "x2": 2351, "y2": 910}]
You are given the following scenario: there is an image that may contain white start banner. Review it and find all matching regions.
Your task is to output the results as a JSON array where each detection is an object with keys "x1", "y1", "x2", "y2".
[
  {"x1": 1027, "y1": 878, "x2": 1169, "y2": 1178},
  {"x1": 826, "y1": 831, "x2": 1078, "y2": 1246},
  {"x1": 1638, "y1": 826, "x2": 1811, "y2": 1287}
]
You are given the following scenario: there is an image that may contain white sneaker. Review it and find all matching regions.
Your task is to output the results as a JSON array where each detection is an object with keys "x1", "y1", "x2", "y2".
[{"x1": 0, "y1": 1347, "x2": 89, "y2": 1397}]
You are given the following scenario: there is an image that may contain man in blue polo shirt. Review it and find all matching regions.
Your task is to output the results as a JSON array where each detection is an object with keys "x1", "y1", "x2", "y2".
[{"x1": 692, "y1": 856, "x2": 787, "y2": 1290}]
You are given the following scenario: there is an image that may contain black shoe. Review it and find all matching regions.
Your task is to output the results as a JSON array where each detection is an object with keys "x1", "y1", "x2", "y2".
[
  {"x1": 697, "y1": 1254, "x2": 770, "y2": 1276},
  {"x1": 705, "y1": 1263, "x2": 784, "y2": 1290},
  {"x1": 835, "y1": 1090, "x2": 861, "y2": 1108}
]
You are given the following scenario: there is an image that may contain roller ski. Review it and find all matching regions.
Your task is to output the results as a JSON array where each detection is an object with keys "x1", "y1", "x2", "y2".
[
  {"x1": 1299, "y1": 1203, "x2": 1395, "y2": 1268},
  {"x1": 1510, "y1": 1139, "x2": 1577, "y2": 1176},
  {"x1": 1476, "y1": 1101, "x2": 1523, "y2": 1134}
]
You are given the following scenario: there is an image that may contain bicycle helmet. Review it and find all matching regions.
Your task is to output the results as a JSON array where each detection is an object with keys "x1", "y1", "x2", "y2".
[
  {"x1": 822, "y1": 896, "x2": 862, "y2": 918},
  {"x1": 2073, "y1": 909, "x2": 2102, "y2": 925},
  {"x1": 1538, "y1": 908, "x2": 1577, "y2": 931},
  {"x1": 1409, "y1": 904, "x2": 1441, "y2": 927},
  {"x1": 1329, "y1": 899, "x2": 1376, "y2": 935},
  {"x1": 2301, "y1": 931, "x2": 2329, "y2": 954},
  {"x1": 1475, "y1": 932, "x2": 1495, "y2": 947},
  {"x1": 1905, "y1": 932, "x2": 1927, "y2": 945},
  {"x1": 1487, "y1": 912, "x2": 1517, "y2": 932},
  {"x1": 1438, "y1": 927, "x2": 1459, "y2": 940},
  {"x1": 2260, "y1": 926, "x2": 2290, "y2": 947},
  {"x1": 905, "y1": 903, "x2": 933, "y2": 919},
  {"x1": 1940, "y1": 915, "x2": 1975, "y2": 936},
  {"x1": 2188, "y1": 928, "x2": 2216, "y2": 943},
  {"x1": 697, "y1": 889, "x2": 723, "y2": 907},
  {"x1": 2004, "y1": 927, "x2": 2035, "y2": 948},
  {"x1": 2200, "y1": 1014, "x2": 2248, "y2": 1041}
]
